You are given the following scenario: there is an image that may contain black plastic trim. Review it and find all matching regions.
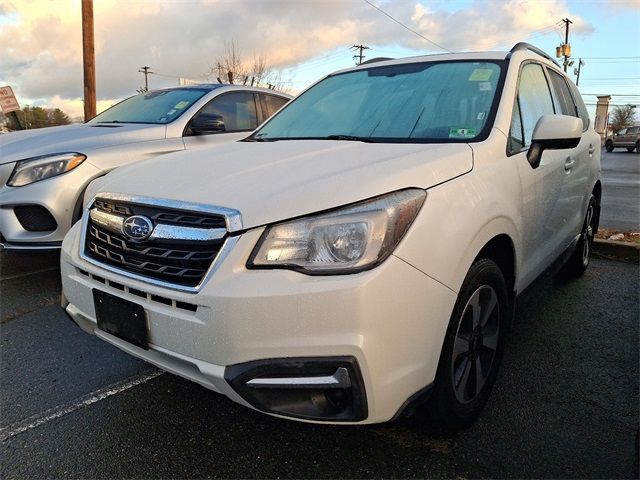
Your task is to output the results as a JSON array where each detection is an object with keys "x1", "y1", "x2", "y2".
[
  {"x1": 389, "y1": 383, "x2": 434, "y2": 422},
  {"x1": 225, "y1": 356, "x2": 368, "y2": 422}
]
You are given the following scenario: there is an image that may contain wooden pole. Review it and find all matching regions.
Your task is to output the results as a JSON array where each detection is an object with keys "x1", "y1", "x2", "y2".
[{"x1": 82, "y1": 0, "x2": 96, "y2": 121}]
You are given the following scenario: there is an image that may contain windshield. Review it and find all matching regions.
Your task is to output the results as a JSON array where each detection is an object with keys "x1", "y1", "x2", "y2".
[
  {"x1": 88, "y1": 88, "x2": 211, "y2": 125},
  {"x1": 253, "y1": 61, "x2": 504, "y2": 142}
]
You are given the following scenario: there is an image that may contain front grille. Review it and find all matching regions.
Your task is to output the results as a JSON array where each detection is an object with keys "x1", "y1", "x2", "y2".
[{"x1": 84, "y1": 198, "x2": 228, "y2": 287}]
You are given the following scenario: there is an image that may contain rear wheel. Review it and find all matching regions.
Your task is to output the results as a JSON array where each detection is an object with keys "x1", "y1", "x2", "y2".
[
  {"x1": 627, "y1": 147, "x2": 635, "y2": 153},
  {"x1": 605, "y1": 140, "x2": 614, "y2": 152},
  {"x1": 635, "y1": 141, "x2": 640, "y2": 153},
  {"x1": 428, "y1": 259, "x2": 508, "y2": 429},
  {"x1": 560, "y1": 195, "x2": 597, "y2": 278}
]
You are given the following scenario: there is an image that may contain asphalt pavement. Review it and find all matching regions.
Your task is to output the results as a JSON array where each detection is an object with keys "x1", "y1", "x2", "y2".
[
  {"x1": 0, "y1": 250, "x2": 638, "y2": 479},
  {"x1": 600, "y1": 149, "x2": 640, "y2": 232}
]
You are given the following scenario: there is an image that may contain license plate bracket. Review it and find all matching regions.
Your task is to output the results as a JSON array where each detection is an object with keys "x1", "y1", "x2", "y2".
[{"x1": 93, "y1": 289, "x2": 148, "y2": 350}]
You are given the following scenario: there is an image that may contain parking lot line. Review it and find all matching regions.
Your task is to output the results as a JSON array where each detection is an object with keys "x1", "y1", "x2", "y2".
[
  {"x1": 0, "y1": 370, "x2": 163, "y2": 442},
  {"x1": 0, "y1": 266, "x2": 59, "y2": 282}
]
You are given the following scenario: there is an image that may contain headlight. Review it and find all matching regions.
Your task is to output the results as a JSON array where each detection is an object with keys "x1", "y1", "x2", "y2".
[
  {"x1": 248, "y1": 189, "x2": 426, "y2": 274},
  {"x1": 7, "y1": 152, "x2": 86, "y2": 187}
]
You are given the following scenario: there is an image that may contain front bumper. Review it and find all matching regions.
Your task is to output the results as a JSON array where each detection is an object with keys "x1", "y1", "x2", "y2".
[
  {"x1": 0, "y1": 161, "x2": 100, "y2": 248},
  {"x1": 61, "y1": 221, "x2": 457, "y2": 424}
]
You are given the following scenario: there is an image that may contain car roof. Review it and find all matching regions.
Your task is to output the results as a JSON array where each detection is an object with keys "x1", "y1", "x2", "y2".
[
  {"x1": 331, "y1": 43, "x2": 562, "y2": 76},
  {"x1": 150, "y1": 84, "x2": 291, "y2": 97}
]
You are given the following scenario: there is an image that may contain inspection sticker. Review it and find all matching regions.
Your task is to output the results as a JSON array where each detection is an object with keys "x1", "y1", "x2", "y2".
[
  {"x1": 478, "y1": 81, "x2": 492, "y2": 91},
  {"x1": 469, "y1": 69, "x2": 493, "y2": 81},
  {"x1": 174, "y1": 101, "x2": 190, "y2": 109},
  {"x1": 449, "y1": 127, "x2": 477, "y2": 138}
]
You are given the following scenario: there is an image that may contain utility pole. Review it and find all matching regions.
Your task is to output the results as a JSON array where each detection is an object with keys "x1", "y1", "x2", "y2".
[
  {"x1": 81, "y1": 0, "x2": 96, "y2": 120},
  {"x1": 138, "y1": 66, "x2": 153, "y2": 92},
  {"x1": 351, "y1": 44, "x2": 370, "y2": 65},
  {"x1": 561, "y1": 17, "x2": 572, "y2": 72}
]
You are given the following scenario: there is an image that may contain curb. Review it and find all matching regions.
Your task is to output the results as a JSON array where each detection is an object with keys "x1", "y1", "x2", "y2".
[{"x1": 593, "y1": 239, "x2": 640, "y2": 263}]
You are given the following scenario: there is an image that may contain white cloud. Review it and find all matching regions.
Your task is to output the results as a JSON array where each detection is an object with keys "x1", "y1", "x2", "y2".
[{"x1": 0, "y1": 0, "x2": 594, "y2": 117}]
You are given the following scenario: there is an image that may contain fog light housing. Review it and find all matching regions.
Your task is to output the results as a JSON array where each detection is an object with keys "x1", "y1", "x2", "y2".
[{"x1": 225, "y1": 357, "x2": 367, "y2": 422}]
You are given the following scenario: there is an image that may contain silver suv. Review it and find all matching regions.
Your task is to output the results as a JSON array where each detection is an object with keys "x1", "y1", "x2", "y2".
[
  {"x1": 605, "y1": 126, "x2": 640, "y2": 152},
  {"x1": 0, "y1": 85, "x2": 290, "y2": 250}
]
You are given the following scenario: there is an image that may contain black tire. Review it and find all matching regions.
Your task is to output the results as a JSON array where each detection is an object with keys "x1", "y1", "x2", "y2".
[
  {"x1": 627, "y1": 147, "x2": 635, "y2": 153},
  {"x1": 427, "y1": 259, "x2": 508, "y2": 429},
  {"x1": 636, "y1": 141, "x2": 640, "y2": 153},
  {"x1": 605, "y1": 140, "x2": 614, "y2": 152},
  {"x1": 560, "y1": 194, "x2": 597, "y2": 278}
]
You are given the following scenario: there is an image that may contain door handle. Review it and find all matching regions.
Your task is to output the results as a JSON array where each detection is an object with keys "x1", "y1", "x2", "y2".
[
  {"x1": 564, "y1": 157, "x2": 576, "y2": 172},
  {"x1": 588, "y1": 144, "x2": 595, "y2": 155}
]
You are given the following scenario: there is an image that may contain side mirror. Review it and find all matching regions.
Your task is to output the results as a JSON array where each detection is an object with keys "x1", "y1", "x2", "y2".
[
  {"x1": 527, "y1": 115, "x2": 582, "y2": 169},
  {"x1": 190, "y1": 113, "x2": 225, "y2": 135}
]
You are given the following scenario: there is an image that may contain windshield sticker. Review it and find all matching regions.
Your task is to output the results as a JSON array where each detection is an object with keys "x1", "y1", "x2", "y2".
[
  {"x1": 477, "y1": 112, "x2": 486, "y2": 120},
  {"x1": 174, "y1": 101, "x2": 190, "y2": 109},
  {"x1": 478, "y1": 81, "x2": 492, "y2": 91},
  {"x1": 469, "y1": 69, "x2": 494, "y2": 82},
  {"x1": 449, "y1": 127, "x2": 477, "y2": 139},
  {"x1": 166, "y1": 109, "x2": 177, "y2": 116}
]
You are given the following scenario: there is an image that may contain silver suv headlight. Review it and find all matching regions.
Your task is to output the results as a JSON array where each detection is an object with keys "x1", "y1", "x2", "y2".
[
  {"x1": 7, "y1": 152, "x2": 86, "y2": 187},
  {"x1": 248, "y1": 189, "x2": 426, "y2": 274}
]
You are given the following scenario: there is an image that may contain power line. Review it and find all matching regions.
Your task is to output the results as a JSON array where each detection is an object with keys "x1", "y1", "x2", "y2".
[
  {"x1": 362, "y1": 0, "x2": 453, "y2": 53},
  {"x1": 581, "y1": 56, "x2": 640, "y2": 60},
  {"x1": 482, "y1": 23, "x2": 563, "y2": 50}
]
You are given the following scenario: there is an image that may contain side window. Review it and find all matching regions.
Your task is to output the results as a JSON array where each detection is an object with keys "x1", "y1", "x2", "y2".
[
  {"x1": 617, "y1": 128, "x2": 628, "y2": 135},
  {"x1": 566, "y1": 80, "x2": 590, "y2": 131},
  {"x1": 628, "y1": 127, "x2": 639, "y2": 135},
  {"x1": 547, "y1": 69, "x2": 578, "y2": 117},
  {"x1": 192, "y1": 92, "x2": 258, "y2": 134},
  {"x1": 517, "y1": 63, "x2": 555, "y2": 147},
  {"x1": 263, "y1": 95, "x2": 289, "y2": 118},
  {"x1": 509, "y1": 98, "x2": 524, "y2": 152}
]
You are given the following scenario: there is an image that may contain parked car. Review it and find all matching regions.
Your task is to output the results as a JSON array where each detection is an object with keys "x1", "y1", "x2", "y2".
[
  {"x1": 0, "y1": 85, "x2": 291, "y2": 250},
  {"x1": 605, "y1": 126, "x2": 640, "y2": 152},
  {"x1": 61, "y1": 43, "x2": 601, "y2": 427}
]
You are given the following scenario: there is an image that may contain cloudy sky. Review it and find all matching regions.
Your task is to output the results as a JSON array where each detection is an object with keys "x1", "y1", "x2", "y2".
[{"x1": 1, "y1": 0, "x2": 638, "y2": 119}]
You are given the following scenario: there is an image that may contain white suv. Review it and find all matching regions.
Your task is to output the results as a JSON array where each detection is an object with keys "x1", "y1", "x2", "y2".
[{"x1": 61, "y1": 43, "x2": 601, "y2": 427}]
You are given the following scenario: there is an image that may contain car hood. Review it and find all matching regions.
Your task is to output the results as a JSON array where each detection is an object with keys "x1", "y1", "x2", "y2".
[
  {"x1": 0, "y1": 123, "x2": 167, "y2": 164},
  {"x1": 96, "y1": 140, "x2": 473, "y2": 230}
]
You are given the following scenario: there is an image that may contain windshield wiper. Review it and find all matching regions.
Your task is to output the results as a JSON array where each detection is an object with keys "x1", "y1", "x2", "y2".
[
  {"x1": 324, "y1": 134, "x2": 376, "y2": 143},
  {"x1": 96, "y1": 120, "x2": 124, "y2": 124}
]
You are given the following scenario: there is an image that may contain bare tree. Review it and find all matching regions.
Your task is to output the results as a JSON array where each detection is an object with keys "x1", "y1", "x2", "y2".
[
  {"x1": 609, "y1": 105, "x2": 637, "y2": 133},
  {"x1": 208, "y1": 41, "x2": 290, "y2": 92}
]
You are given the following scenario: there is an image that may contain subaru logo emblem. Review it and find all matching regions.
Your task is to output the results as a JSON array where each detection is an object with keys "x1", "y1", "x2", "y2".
[{"x1": 122, "y1": 215, "x2": 153, "y2": 241}]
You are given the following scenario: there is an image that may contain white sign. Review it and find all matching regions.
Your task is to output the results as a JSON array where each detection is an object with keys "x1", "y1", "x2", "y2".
[{"x1": 0, "y1": 86, "x2": 20, "y2": 113}]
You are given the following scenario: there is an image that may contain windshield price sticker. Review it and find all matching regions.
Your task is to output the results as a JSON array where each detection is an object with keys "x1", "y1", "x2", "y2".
[
  {"x1": 449, "y1": 127, "x2": 477, "y2": 138},
  {"x1": 468, "y1": 69, "x2": 494, "y2": 82}
]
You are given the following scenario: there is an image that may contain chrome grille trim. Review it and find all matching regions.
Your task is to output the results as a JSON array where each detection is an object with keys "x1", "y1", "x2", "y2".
[
  {"x1": 89, "y1": 208, "x2": 227, "y2": 242},
  {"x1": 79, "y1": 193, "x2": 242, "y2": 293}
]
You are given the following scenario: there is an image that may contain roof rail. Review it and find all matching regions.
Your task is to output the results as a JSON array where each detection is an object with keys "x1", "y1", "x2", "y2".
[
  {"x1": 360, "y1": 57, "x2": 394, "y2": 65},
  {"x1": 507, "y1": 42, "x2": 560, "y2": 67}
]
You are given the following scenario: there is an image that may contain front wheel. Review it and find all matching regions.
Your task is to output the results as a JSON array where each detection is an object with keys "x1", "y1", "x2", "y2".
[
  {"x1": 560, "y1": 194, "x2": 597, "y2": 278},
  {"x1": 427, "y1": 259, "x2": 508, "y2": 429},
  {"x1": 605, "y1": 140, "x2": 614, "y2": 152}
]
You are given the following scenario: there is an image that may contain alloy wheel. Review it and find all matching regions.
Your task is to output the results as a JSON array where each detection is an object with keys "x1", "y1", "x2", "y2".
[
  {"x1": 582, "y1": 202, "x2": 596, "y2": 267},
  {"x1": 451, "y1": 285, "x2": 500, "y2": 404}
]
